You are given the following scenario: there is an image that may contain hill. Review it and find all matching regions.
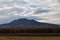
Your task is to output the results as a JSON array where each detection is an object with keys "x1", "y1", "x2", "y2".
[
  {"x1": 0, "y1": 18, "x2": 60, "y2": 34},
  {"x1": 0, "y1": 18, "x2": 59, "y2": 28}
]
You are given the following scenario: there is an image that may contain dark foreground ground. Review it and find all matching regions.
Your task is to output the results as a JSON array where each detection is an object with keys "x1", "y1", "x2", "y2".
[
  {"x1": 0, "y1": 33, "x2": 60, "y2": 40},
  {"x1": 0, "y1": 36, "x2": 60, "y2": 40},
  {"x1": 0, "y1": 33, "x2": 60, "y2": 36}
]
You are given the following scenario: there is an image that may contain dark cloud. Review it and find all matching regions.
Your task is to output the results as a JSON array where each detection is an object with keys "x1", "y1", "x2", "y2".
[
  {"x1": 34, "y1": 9, "x2": 51, "y2": 14},
  {"x1": 25, "y1": 16, "x2": 47, "y2": 20}
]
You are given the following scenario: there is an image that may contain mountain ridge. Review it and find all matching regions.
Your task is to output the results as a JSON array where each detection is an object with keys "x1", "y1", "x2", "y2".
[{"x1": 0, "y1": 18, "x2": 60, "y2": 28}]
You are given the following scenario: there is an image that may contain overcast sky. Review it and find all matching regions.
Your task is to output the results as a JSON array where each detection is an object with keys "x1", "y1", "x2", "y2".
[{"x1": 0, "y1": 0, "x2": 60, "y2": 25}]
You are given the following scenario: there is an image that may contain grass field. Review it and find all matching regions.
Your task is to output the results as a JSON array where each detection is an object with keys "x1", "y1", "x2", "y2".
[{"x1": 0, "y1": 36, "x2": 60, "y2": 40}]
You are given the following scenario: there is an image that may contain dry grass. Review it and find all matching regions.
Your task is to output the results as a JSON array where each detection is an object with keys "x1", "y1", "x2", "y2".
[{"x1": 0, "y1": 36, "x2": 60, "y2": 40}]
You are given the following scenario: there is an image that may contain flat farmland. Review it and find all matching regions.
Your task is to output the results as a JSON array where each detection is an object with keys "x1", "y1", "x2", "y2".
[{"x1": 0, "y1": 36, "x2": 60, "y2": 40}]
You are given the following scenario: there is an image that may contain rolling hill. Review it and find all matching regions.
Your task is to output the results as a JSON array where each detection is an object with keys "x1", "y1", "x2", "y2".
[
  {"x1": 0, "y1": 18, "x2": 60, "y2": 34},
  {"x1": 0, "y1": 18, "x2": 59, "y2": 28}
]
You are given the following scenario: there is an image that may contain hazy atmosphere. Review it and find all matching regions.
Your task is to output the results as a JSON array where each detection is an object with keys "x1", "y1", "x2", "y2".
[{"x1": 0, "y1": 0, "x2": 60, "y2": 24}]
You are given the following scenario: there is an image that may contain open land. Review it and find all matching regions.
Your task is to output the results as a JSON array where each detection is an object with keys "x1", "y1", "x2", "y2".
[{"x1": 0, "y1": 36, "x2": 60, "y2": 40}]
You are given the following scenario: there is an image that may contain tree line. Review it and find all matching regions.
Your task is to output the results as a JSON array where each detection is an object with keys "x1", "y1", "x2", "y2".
[{"x1": 0, "y1": 27, "x2": 60, "y2": 33}]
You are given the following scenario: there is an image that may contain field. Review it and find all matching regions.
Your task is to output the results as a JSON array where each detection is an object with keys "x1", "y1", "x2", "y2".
[{"x1": 0, "y1": 36, "x2": 60, "y2": 40}]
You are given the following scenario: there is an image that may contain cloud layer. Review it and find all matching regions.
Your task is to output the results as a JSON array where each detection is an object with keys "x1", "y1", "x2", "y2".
[{"x1": 0, "y1": 0, "x2": 60, "y2": 24}]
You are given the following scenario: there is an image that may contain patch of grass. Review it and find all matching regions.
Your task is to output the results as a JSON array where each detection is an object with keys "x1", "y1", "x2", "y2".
[{"x1": 0, "y1": 36, "x2": 60, "y2": 40}]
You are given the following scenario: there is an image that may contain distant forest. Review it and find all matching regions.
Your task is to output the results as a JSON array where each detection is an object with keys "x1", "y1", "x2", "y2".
[{"x1": 0, "y1": 27, "x2": 60, "y2": 33}]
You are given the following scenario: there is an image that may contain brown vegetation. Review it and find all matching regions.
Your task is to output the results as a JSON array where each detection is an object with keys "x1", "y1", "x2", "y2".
[
  {"x1": 0, "y1": 26, "x2": 60, "y2": 36},
  {"x1": 0, "y1": 26, "x2": 60, "y2": 34}
]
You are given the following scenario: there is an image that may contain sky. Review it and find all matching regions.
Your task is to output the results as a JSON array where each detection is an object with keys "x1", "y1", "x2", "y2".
[{"x1": 0, "y1": 0, "x2": 60, "y2": 25}]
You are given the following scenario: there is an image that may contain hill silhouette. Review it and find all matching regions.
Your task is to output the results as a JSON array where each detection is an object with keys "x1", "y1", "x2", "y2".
[
  {"x1": 0, "y1": 18, "x2": 60, "y2": 34},
  {"x1": 0, "y1": 18, "x2": 59, "y2": 28}
]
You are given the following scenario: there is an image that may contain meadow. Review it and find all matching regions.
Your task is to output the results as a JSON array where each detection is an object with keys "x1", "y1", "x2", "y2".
[{"x1": 0, "y1": 36, "x2": 60, "y2": 40}]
